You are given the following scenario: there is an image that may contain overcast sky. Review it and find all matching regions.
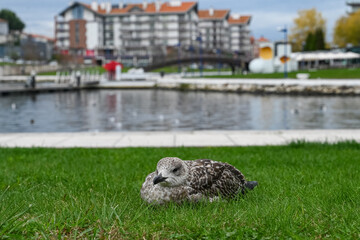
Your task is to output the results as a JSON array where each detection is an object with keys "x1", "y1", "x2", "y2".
[{"x1": 0, "y1": 0, "x2": 348, "y2": 42}]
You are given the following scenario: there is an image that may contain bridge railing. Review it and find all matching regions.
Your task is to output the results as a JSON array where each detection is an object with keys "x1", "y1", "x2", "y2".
[
  {"x1": 144, "y1": 54, "x2": 248, "y2": 72},
  {"x1": 151, "y1": 54, "x2": 245, "y2": 64}
]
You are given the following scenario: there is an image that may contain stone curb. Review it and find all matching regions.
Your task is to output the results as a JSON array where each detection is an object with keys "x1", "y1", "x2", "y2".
[{"x1": 0, "y1": 130, "x2": 359, "y2": 148}]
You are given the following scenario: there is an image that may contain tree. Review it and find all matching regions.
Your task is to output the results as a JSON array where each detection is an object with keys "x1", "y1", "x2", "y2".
[
  {"x1": 23, "y1": 39, "x2": 40, "y2": 61},
  {"x1": 289, "y1": 8, "x2": 326, "y2": 52},
  {"x1": 303, "y1": 28, "x2": 325, "y2": 51},
  {"x1": 10, "y1": 51, "x2": 20, "y2": 61},
  {"x1": 314, "y1": 28, "x2": 325, "y2": 50},
  {"x1": 0, "y1": 9, "x2": 25, "y2": 32},
  {"x1": 304, "y1": 32, "x2": 315, "y2": 51},
  {"x1": 333, "y1": 16, "x2": 348, "y2": 48},
  {"x1": 333, "y1": 10, "x2": 360, "y2": 48}
]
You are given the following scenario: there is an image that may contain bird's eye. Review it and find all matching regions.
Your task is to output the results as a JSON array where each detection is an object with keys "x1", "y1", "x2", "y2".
[{"x1": 172, "y1": 168, "x2": 178, "y2": 173}]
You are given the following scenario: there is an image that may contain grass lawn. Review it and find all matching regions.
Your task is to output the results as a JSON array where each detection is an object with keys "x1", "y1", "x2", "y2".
[
  {"x1": 0, "y1": 62, "x2": 16, "y2": 67},
  {"x1": 152, "y1": 65, "x2": 232, "y2": 73},
  {"x1": 203, "y1": 68, "x2": 360, "y2": 79},
  {"x1": 1, "y1": 142, "x2": 360, "y2": 239}
]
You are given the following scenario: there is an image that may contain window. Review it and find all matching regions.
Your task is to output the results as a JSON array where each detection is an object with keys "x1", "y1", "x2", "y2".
[
  {"x1": 75, "y1": 23, "x2": 79, "y2": 44},
  {"x1": 72, "y1": 5, "x2": 84, "y2": 19}
]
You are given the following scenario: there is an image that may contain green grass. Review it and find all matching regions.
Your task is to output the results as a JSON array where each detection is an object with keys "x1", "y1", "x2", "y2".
[
  {"x1": 152, "y1": 65, "x2": 232, "y2": 73},
  {"x1": 205, "y1": 68, "x2": 360, "y2": 79},
  {"x1": 1, "y1": 142, "x2": 360, "y2": 239},
  {"x1": 0, "y1": 62, "x2": 16, "y2": 66},
  {"x1": 152, "y1": 66, "x2": 360, "y2": 79}
]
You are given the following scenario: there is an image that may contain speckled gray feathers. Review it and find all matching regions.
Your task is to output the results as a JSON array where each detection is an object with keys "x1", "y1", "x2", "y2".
[{"x1": 141, "y1": 157, "x2": 257, "y2": 204}]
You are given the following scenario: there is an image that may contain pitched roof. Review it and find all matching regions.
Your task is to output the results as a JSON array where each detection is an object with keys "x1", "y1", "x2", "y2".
[
  {"x1": 257, "y1": 36, "x2": 269, "y2": 42},
  {"x1": 80, "y1": 1, "x2": 197, "y2": 15},
  {"x1": 25, "y1": 33, "x2": 55, "y2": 42},
  {"x1": 0, "y1": 18, "x2": 8, "y2": 23},
  {"x1": 198, "y1": 10, "x2": 230, "y2": 20},
  {"x1": 109, "y1": 4, "x2": 145, "y2": 14},
  {"x1": 153, "y1": 1, "x2": 197, "y2": 13},
  {"x1": 228, "y1": 15, "x2": 251, "y2": 25}
]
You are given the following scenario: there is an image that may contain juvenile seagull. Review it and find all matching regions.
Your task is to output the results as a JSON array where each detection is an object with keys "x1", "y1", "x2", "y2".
[{"x1": 141, "y1": 157, "x2": 257, "y2": 204}]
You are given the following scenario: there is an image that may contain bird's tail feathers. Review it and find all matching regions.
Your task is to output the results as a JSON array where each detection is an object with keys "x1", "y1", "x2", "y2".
[{"x1": 245, "y1": 181, "x2": 258, "y2": 190}]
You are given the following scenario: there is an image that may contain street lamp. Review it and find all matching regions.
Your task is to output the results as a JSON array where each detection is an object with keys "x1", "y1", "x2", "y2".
[
  {"x1": 189, "y1": 45, "x2": 195, "y2": 76},
  {"x1": 196, "y1": 35, "x2": 203, "y2": 77},
  {"x1": 278, "y1": 25, "x2": 288, "y2": 78},
  {"x1": 177, "y1": 42, "x2": 181, "y2": 73},
  {"x1": 216, "y1": 48, "x2": 221, "y2": 74}
]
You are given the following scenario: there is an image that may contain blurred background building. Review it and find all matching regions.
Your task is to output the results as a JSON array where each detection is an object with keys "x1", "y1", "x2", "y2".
[
  {"x1": 198, "y1": 9, "x2": 230, "y2": 51},
  {"x1": 346, "y1": 0, "x2": 360, "y2": 13},
  {"x1": 54, "y1": 0, "x2": 252, "y2": 66},
  {"x1": 0, "y1": 18, "x2": 9, "y2": 44}
]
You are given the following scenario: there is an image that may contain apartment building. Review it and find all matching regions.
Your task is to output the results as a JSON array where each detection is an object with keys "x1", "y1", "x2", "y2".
[
  {"x1": 55, "y1": 0, "x2": 252, "y2": 64},
  {"x1": 56, "y1": 1, "x2": 198, "y2": 59},
  {"x1": 21, "y1": 34, "x2": 55, "y2": 61},
  {"x1": 228, "y1": 14, "x2": 252, "y2": 56},
  {"x1": 198, "y1": 9, "x2": 230, "y2": 52}
]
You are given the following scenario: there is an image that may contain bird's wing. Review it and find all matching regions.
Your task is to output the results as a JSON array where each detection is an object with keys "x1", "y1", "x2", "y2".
[
  {"x1": 140, "y1": 172, "x2": 156, "y2": 199},
  {"x1": 188, "y1": 159, "x2": 246, "y2": 197},
  {"x1": 222, "y1": 162, "x2": 246, "y2": 185},
  {"x1": 187, "y1": 159, "x2": 225, "y2": 191}
]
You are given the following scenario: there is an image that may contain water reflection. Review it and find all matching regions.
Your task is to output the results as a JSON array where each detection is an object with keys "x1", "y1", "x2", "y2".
[{"x1": 0, "y1": 89, "x2": 360, "y2": 132}]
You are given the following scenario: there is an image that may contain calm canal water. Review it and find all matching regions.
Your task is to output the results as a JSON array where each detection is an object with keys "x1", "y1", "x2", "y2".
[{"x1": 1, "y1": 89, "x2": 360, "y2": 132}]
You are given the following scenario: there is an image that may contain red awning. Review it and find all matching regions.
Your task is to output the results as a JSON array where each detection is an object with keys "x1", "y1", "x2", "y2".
[{"x1": 103, "y1": 61, "x2": 123, "y2": 71}]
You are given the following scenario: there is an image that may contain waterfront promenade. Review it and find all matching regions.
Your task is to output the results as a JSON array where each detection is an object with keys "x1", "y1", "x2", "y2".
[
  {"x1": 2, "y1": 76, "x2": 360, "y2": 148},
  {"x1": 3, "y1": 75, "x2": 360, "y2": 95},
  {"x1": 0, "y1": 129, "x2": 359, "y2": 148}
]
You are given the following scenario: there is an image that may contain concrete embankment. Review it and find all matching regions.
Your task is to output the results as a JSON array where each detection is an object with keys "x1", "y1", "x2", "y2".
[
  {"x1": 0, "y1": 75, "x2": 57, "y2": 83},
  {"x1": 0, "y1": 130, "x2": 359, "y2": 148},
  {"x1": 156, "y1": 78, "x2": 360, "y2": 95},
  {"x1": 3, "y1": 75, "x2": 360, "y2": 95}
]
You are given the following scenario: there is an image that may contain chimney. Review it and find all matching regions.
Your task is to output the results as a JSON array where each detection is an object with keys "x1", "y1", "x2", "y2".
[
  {"x1": 232, "y1": 14, "x2": 240, "y2": 20},
  {"x1": 91, "y1": 1, "x2": 98, "y2": 11},
  {"x1": 119, "y1": 0, "x2": 124, "y2": 9},
  {"x1": 155, "y1": 0, "x2": 162, "y2": 12},
  {"x1": 169, "y1": 0, "x2": 181, "y2": 7},
  {"x1": 143, "y1": 0, "x2": 148, "y2": 10},
  {"x1": 100, "y1": 2, "x2": 106, "y2": 10},
  {"x1": 209, "y1": 8, "x2": 214, "y2": 16},
  {"x1": 105, "y1": 2, "x2": 112, "y2": 13}
]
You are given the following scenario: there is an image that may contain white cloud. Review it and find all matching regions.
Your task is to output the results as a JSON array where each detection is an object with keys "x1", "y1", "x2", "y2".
[
  {"x1": 250, "y1": 11, "x2": 295, "y2": 29},
  {"x1": 248, "y1": 10, "x2": 295, "y2": 40},
  {"x1": 24, "y1": 21, "x2": 54, "y2": 38}
]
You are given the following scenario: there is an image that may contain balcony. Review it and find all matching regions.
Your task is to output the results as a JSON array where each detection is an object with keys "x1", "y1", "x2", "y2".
[
  {"x1": 56, "y1": 29, "x2": 68, "y2": 33},
  {"x1": 179, "y1": 27, "x2": 192, "y2": 31},
  {"x1": 57, "y1": 36, "x2": 69, "y2": 41},
  {"x1": 56, "y1": 25, "x2": 69, "y2": 31},
  {"x1": 121, "y1": 26, "x2": 151, "y2": 31},
  {"x1": 121, "y1": 35, "x2": 142, "y2": 40}
]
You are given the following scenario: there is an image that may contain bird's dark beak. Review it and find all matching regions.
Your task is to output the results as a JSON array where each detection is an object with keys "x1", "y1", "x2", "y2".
[{"x1": 153, "y1": 173, "x2": 167, "y2": 185}]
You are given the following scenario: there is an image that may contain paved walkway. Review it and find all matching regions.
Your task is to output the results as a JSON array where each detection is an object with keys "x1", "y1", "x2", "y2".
[{"x1": 0, "y1": 130, "x2": 359, "y2": 148}]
